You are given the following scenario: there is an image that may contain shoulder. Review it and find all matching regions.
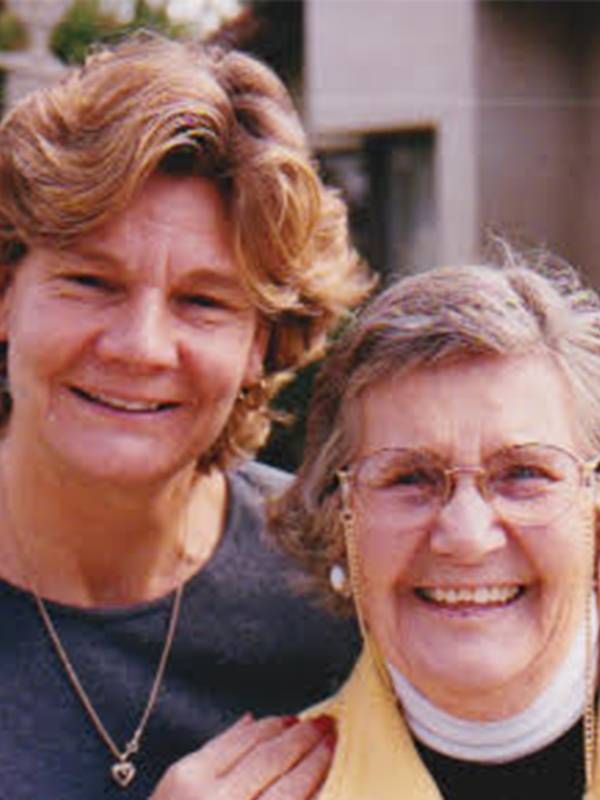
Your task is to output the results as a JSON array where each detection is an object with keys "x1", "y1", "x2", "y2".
[
  {"x1": 220, "y1": 459, "x2": 293, "y2": 564},
  {"x1": 196, "y1": 460, "x2": 360, "y2": 705},
  {"x1": 224, "y1": 460, "x2": 291, "y2": 547},
  {"x1": 231, "y1": 459, "x2": 292, "y2": 502}
]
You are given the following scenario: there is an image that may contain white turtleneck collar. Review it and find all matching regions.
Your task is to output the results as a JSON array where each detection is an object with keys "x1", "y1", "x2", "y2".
[{"x1": 387, "y1": 601, "x2": 598, "y2": 764}]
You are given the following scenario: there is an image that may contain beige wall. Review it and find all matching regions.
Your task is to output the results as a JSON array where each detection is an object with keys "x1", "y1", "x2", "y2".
[
  {"x1": 305, "y1": 0, "x2": 480, "y2": 266},
  {"x1": 476, "y1": 2, "x2": 592, "y2": 274},
  {"x1": 575, "y1": 5, "x2": 600, "y2": 280},
  {"x1": 0, "y1": 1, "x2": 68, "y2": 109},
  {"x1": 306, "y1": 0, "x2": 600, "y2": 282}
]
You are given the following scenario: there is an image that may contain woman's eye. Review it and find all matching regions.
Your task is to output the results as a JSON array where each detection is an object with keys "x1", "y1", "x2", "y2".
[
  {"x1": 491, "y1": 464, "x2": 558, "y2": 499},
  {"x1": 379, "y1": 468, "x2": 439, "y2": 491},
  {"x1": 178, "y1": 294, "x2": 237, "y2": 315},
  {"x1": 185, "y1": 295, "x2": 216, "y2": 306},
  {"x1": 179, "y1": 294, "x2": 222, "y2": 309},
  {"x1": 500, "y1": 464, "x2": 553, "y2": 481},
  {"x1": 393, "y1": 469, "x2": 432, "y2": 486},
  {"x1": 66, "y1": 273, "x2": 114, "y2": 291}
]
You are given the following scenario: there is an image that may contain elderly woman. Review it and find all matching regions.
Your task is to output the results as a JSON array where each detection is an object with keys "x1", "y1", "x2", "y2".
[
  {"x1": 0, "y1": 31, "x2": 369, "y2": 800},
  {"x1": 271, "y1": 251, "x2": 600, "y2": 799}
]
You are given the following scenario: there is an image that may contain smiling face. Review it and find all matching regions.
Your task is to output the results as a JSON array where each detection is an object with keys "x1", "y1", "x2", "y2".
[
  {"x1": 0, "y1": 173, "x2": 265, "y2": 486},
  {"x1": 350, "y1": 354, "x2": 595, "y2": 720}
]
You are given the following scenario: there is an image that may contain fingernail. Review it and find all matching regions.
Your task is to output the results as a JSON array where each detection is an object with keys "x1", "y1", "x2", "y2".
[
  {"x1": 281, "y1": 714, "x2": 300, "y2": 728},
  {"x1": 311, "y1": 714, "x2": 335, "y2": 735},
  {"x1": 324, "y1": 731, "x2": 337, "y2": 751}
]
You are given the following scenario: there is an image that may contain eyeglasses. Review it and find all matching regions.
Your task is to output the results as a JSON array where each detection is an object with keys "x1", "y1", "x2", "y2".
[{"x1": 341, "y1": 443, "x2": 599, "y2": 526}]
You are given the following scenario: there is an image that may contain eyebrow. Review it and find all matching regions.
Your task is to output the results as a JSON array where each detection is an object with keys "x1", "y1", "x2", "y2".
[
  {"x1": 54, "y1": 246, "x2": 120, "y2": 271},
  {"x1": 181, "y1": 269, "x2": 246, "y2": 294},
  {"x1": 58, "y1": 246, "x2": 247, "y2": 294}
]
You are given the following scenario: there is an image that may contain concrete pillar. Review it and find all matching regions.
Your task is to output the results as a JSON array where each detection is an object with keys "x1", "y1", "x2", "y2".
[{"x1": 0, "y1": 0, "x2": 69, "y2": 110}]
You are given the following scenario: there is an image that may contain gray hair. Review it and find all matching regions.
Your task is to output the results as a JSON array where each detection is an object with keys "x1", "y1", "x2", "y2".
[{"x1": 269, "y1": 247, "x2": 600, "y2": 613}]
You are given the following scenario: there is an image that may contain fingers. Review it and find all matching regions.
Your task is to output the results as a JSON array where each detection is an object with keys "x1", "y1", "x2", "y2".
[
  {"x1": 223, "y1": 715, "x2": 336, "y2": 799},
  {"x1": 196, "y1": 712, "x2": 265, "y2": 774},
  {"x1": 149, "y1": 714, "x2": 256, "y2": 799},
  {"x1": 259, "y1": 730, "x2": 336, "y2": 800},
  {"x1": 150, "y1": 713, "x2": 337, "y2": 800}
]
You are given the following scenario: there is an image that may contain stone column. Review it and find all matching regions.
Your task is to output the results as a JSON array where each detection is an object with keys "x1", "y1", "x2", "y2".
[{"x1": 0, "y1": 0, "x2": 70, "y2": 110}]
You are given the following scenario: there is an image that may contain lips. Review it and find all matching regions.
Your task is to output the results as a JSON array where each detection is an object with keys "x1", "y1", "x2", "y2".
[
  {"x1": 70, "y1": 386, "x2": 179, "y2": 413},
  {"x1": 416, "y1": 585, "x2": 523, "y2": 607}
]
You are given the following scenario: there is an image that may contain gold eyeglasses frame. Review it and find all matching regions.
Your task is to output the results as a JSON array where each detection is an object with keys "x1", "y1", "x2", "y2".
[{"x1": 337, "y1": 442, "x2": 600, "y2": 527}]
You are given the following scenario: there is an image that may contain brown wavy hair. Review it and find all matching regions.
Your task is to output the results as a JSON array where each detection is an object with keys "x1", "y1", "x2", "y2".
[
  {"x1": 0, "y1": 31, "x2": 373, "y2": 468},
  {"x1": 270, "y1": 247, "x2": 600, "y2": 614}
]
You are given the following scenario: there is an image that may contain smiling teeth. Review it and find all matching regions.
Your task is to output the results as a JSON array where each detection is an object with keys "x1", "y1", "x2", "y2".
[
  {"x1": 89, "y1": 392, "x2": 164, "y2": 412},
  {"x1": 420, "y1": 586, "x2": 521, "y2": 606}
]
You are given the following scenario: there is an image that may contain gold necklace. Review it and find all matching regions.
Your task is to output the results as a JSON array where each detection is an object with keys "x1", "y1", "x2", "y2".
[
  {"x1": 5, "y1": 476, "x2": 191, "y2": 788},
  {"x1": 33, "y1": 582, "x2": 183, "y2": 788},
  {"x1": 0, "y1": 456, "x2": 203, "y2": 787}
]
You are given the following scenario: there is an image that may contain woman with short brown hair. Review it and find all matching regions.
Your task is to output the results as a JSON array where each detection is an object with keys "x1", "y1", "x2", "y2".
[{"x1": 0, "y1": 31, "x2": 370, "y2": 800}]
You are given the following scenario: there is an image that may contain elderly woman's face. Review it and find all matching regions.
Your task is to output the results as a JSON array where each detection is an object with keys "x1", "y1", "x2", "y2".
[
  {"x1": 351, "y1": 354, "x2": 593, "y2": 720},
  {"x1": 0, "y1": 173, "x2": 265, "y2": 484}
]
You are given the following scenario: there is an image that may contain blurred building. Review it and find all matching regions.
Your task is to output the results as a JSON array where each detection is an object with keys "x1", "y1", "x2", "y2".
[
  {"x1": 2, "y1": 1, "x2": 600, "y2": 279},
  {"x1": 0, "y1": 0, "x2": 236, "y2": 107},
  {"x1": 307, "y1": 0, "x2": 600, "y2": 281},
  {"x1": 0, "y1": 1, "x2": 68, "y2": 108}
]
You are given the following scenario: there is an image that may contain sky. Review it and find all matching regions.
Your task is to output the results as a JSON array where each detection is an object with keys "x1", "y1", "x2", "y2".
[{"x1": 101, "y1": 0, "x2": 242, "y2": 32}]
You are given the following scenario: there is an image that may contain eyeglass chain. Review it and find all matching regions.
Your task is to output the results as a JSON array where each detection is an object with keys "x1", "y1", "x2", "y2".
[
  {"x1": 583, "y1": 470, "x2": 598, "y2": 799},
  {"x1": 338, "y1": 469, "x2": 394, "y2": 693},
  {"x1": 339, "y1": 468, "x2": 600, "y2": 800}
]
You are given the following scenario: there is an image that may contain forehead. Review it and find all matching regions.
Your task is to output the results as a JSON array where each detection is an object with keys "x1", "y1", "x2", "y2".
[
  {"x1": 352, "y1": 354, "x2": 579, "y2": 459},
  {"x1": 70, "y1": 172, "x2": 237, "y2": 275},
  {"x1": 120, "y1": 172, "x2": 229, "y2": 227}
]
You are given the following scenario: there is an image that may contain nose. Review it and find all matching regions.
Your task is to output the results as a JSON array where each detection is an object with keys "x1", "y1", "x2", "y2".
[
  {"x1": 429, "y1": 477, "x2": 507, "y2": 562},
  {"x1": 95, "y1": 291, "x2": 179, "y2": 371}
]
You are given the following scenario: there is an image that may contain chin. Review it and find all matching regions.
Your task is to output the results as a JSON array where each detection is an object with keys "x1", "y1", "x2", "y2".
[
  {"x1": 400, "y1": 647, "x2": 540, "y2": 718},
  {"x1": 383, "y1": 620, "x2": 540, "y2": 704},
  {"x1": 46, "y1": 435, "x2": 200, "y2": 487}
]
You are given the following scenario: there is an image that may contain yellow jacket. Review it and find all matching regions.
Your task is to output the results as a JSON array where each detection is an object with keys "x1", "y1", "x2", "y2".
[{"x1": 305, "y1": 644, "x2": 600, "y2": 800}]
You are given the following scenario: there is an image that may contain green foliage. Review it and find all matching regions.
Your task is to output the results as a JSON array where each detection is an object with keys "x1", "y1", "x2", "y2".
[
  {"x1": 259, "y1": 312, "x2": 358, "y2": 472},
  {"x1": 51, "y1": 0, "x2": 189, "y2": 65},
  {"x1": 0, "y1": 69, "x2": 6, "y2": 114},
  {"x1": 123, "y1": 0, "x2": 189, "y2": 40},
  {"x1": 259, "y1": 361, "x2": 321, "y2": 473},
  {"x1": 50, "y1": 0, "x2": 120, "y2": 64},
  {"x1": 0, "y1": 9, "x2": 28, "y2": 52},
  {"x1": 240, "y1": 0, "x2": 303, "y2": 86}
]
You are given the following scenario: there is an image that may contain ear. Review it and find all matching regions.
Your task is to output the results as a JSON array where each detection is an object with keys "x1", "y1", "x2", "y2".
[{"x1": 242, "y1": 319, "x2": 270, "y2": 386}]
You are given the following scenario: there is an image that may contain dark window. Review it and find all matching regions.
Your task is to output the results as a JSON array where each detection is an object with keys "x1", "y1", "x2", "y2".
[{"x1": 319, "y1": 130, "x2": 436, "y2": 279}]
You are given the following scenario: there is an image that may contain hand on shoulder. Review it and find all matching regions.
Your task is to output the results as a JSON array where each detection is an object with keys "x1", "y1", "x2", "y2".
[{"x1": 151, "y1": 713, "x2": 336, "y2": 799}]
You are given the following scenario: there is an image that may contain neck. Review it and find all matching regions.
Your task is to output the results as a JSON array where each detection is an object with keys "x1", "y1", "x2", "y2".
[{"x1": 0, "y1": 441, "x2": 227, "y2": 607}]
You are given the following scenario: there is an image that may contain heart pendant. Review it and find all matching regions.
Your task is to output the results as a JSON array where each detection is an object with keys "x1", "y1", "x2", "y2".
[{"x1": 111, "y1": 760, "x2": 136, "y2": 788}]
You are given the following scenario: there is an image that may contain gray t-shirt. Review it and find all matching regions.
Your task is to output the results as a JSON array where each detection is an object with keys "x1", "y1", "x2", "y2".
[{"x1": 0, "y1": 462, "x2": 359, "y2": 799}]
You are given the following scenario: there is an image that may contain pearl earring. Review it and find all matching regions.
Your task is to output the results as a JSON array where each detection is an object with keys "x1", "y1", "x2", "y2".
[{"x1": 329, "y1": 563, "x2": 351, "y2": 597}]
